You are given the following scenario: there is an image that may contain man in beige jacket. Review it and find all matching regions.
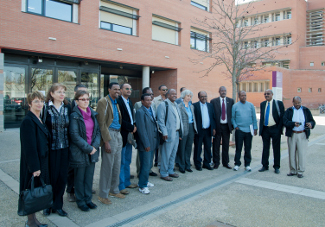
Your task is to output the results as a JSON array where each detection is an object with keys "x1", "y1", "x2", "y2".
[{"x1": 97, "y1": 82, "x2": 124, "y2": 205}]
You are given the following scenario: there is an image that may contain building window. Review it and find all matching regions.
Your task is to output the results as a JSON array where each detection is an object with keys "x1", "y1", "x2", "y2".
[
  {"x1": 262, "y1": 14, "x2": 269, "y2": 23},
  {"x1": 321, "y1": 62, "x2": 325, "y2": 66},
  {"x1": 191, "y1": 28, "x2": 210, "y2": 52},
  {"x1": 284, "y1": 10, "x2": 292, "y2": 19},
  {"x1": 243, "y1": 41, "x2": 249, "y2": 49},
  {"x1": 265, "y1": 82, "x2": 269, "y2": 90},
  {"x1": 262, "y1": 38, "x2": 270, "y2": 47},
  {"x1": 275, "y1": 13, "x2": 281, "y2": 21},
  {"x1": 285, "y1": 36, "x2": 292, "y2": 45},
  {"x1": 254, "y1": 83, "x2": 258, "y2": 92},
  {"x1": 248, "y1": 83, "x2": 252, "y2": 92},
  {"x1": 152, "y1": 15, "x2": 181, "y2": 45},
  {"x1": 318, "y1": 88, "x2": 322, "y2": 92},
  {"x1": 191, "y1": 0, "x2": 209, "y2": 11},
  {"x1": 310, "y1": 62, "x2": 314, "y2": 67},
  {"x1": 308, "y1": 88, "x2": 312, "y2": 92},
  {"x1": 244, "y1": 19, "x2": 249, "y2": 27},
  {"x1": 26, "y1": 0, "x2": 78, "y2": 22},
  {"x1": 273, "y1": 37, "x2": 281, "y2": 46},
  {"x1": 99, "y1": 1, "x2": 139, "y2": 36},
  {"x1": 297, "y1": 87, "x2": 302, "y2": 92},
  {"x1": 260, "y1": 83, "x2": 264, "y2": 92}
]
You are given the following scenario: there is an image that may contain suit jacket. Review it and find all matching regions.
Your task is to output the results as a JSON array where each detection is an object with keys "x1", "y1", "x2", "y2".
[
  {"x1": 96, "y1": 95, "x2": 122, "y2": 145},
  {"x1": 134, "y1": 101, "x2": 157, "y2": 113},
  {"x1": 117, "y1": 96, "x2": 135, "y2": 147},
  {"x1": 259, "y1": 99, "x2": 285, "y2": 136},
  {"x1": 157, "y1": 100, "x2": 183, "y2": 142},
  {"x1": 135, "y1": 105, "x2": 159, "y2": 151},
  {"x1": 175, "y1": 97, "x2": 182, "y2": 104},
  {"x1": 193, "y1": 101, "x2": 216, "y2": 136},
  {"x1": 211, "y1": 97, "x2": 234, "y2": 132},
  {"x1": 283, "y1": 106, "x2": 316, "y2": 139},
  {"x1": 178, "y1": 102, "x2": 197, "y2": 137}
]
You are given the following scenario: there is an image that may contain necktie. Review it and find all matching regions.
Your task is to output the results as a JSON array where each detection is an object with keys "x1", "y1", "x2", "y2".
[
  {"x1": 221, "y1": 98, "x2": 226, "y2": 121},
  {"x1": 265, "y1": 102, "x2": 270, "y2": 126}
]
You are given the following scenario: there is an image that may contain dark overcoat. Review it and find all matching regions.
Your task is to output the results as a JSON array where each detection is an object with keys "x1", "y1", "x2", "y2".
[{"x1": 20, "y1": 111, "x2": 50, "y2": 193}]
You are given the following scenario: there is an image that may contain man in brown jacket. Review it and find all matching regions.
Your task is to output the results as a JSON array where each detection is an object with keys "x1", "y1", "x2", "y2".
[{"x1": 97, "y1": 82, "x2": 124, "y2": 205}]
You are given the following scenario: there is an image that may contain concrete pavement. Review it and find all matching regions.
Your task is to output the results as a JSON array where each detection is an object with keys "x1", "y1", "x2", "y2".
[{"x1": 0, "y1": 115, "x2": 325, "y2": 227}]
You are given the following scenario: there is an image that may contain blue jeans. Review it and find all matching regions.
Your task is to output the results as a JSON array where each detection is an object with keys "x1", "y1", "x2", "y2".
[
  {"x1": 119, "y1": 143, "x2": 132, "y2": 190},
  {"x1": 138, "y1": 149, "x2": 154, "y2": 188}
]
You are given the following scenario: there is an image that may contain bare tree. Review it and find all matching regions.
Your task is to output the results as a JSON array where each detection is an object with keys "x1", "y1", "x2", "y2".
[{"x1": 191, "y1": 0, "x2": 293, "y2": 100}]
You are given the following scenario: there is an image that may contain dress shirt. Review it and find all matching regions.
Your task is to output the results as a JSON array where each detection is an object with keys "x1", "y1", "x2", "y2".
[
  {"x1": 49, "y1": 100, "x2": 64, "y2": 113},
  {"x1": 122, "y1": 96, "x2": 133, "y2": 124},
  {"x1": 220, "y1": 97, "x2": 227, "y2": 124},
  {"x1": 184, "y1": 102, "x2": 194, "y2": 124},
  {"x1": 292, "y1": 106, "x2": 305, "y2": 131},
  {"x1": 167, "y1": 99, "x2": 180, "y2": 131},
  {"x1": 264, "y1": 99, "x2": 276, "y2": 126},
  {"x1": 108, "y1": 95, "x2": 121, "y2": 130},
  {"x1": 200, "y1": 102, "x2": 210, "y2": 129}
]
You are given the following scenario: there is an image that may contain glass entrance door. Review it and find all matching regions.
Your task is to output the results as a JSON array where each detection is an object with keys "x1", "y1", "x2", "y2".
[{"x1": 3, "y1": 65, "x2": 27, "y2": 128}]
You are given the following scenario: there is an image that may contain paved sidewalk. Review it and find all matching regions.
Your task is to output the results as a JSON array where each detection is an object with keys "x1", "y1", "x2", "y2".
[{"x1": 0, "y1": 116, "x2": 325, "y2": 227}]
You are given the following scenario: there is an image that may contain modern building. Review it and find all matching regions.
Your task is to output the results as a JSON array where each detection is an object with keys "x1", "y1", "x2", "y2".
[{"x1": 0, "y1": 0, "x2": 324, "y2": 130}]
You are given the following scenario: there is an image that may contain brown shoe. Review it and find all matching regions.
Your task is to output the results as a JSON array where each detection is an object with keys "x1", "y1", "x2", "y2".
[
  {"x1": 67, "y1": 193, "x2": 76, "y2": 202},
  {"x1": 126, "y1": 184, "x2": 138, "y2": 188},
  {"x1": 109, "y1": 192, "x2": 126, "y2": 199},
  {"x1": 169, "y1": 173, "x2": 179, "y2": 178},
  {"x1": 98, "y1": 196, "x2": 112, "y2": 205},
  {"x1": 120, "y1": 189, "x2": 129, "y2": 195},
  {"x1": 161, "y1": 176, "x2": 173, "y2": 181}
]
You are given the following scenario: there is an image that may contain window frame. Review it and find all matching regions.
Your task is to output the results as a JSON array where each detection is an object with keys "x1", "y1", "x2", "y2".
[
  {"x1": 190, "y1": 1, "x2": 208, "y2": 11},
  {"x1": 26, "y1": 0, "x2": 74, "y2": 23},
  {"x1": 190, "y1": 31, "x2": 210, "y2": 52},
  {"x1": 100, "y1": 21, "x2": 133, "y2": 35}
]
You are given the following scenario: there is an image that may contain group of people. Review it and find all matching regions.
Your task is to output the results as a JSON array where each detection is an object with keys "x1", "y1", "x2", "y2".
[{"x1": 19, "y1": 82, "x2": 316, "y2": 227}]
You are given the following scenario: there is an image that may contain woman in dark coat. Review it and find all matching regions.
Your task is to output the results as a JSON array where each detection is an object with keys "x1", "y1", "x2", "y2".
[
  {"x1": 20, "y1": 91, "x2": 50, "y2": 227},
  {"x1": 69, "y1": 90, "x2": 101, "y2": 211},
  {"x1": 43, "y1": 83, "x2": 71, "y2": 216}
]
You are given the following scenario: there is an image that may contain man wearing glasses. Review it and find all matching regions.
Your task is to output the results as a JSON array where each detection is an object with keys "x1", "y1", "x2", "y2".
[
  {"x1": 258, "y1": 89, "x2": 285, "y2": 174},
  {"x1": 117, "y1": 83, "x2": 138, "y2": 195},
  {"x1": 153, "y1": 85, "x2": 168, "y2": 110}
]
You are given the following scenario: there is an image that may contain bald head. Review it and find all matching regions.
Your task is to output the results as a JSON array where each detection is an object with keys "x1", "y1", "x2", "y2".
[
  {"x1": 167, "y1": 89, "x2": 177, "y2": 102},
  {"x1": 293, "y1": 96, "x2": 302, "y2": 110},
  {"x1": 198, "y1": 91, "x2": 208, "y2": 104}
]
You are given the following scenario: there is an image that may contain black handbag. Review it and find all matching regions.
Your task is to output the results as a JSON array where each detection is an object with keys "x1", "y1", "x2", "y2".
[{"x1": 18, "y1": 176, "x2": 53, "y2": 216}]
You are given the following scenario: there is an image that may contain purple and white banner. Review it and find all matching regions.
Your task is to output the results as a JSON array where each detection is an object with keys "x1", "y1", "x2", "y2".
[{"x1": 272, "y1": 71, "x2": 283, "y2": 101}]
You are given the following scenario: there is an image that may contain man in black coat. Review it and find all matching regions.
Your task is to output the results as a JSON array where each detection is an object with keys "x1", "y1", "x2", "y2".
[
  {"x1": 116, "y1": 83, "x2": 137, "y2": 195},
  {"x1": 283, "y1": 96, "x2": 315, "y2": 178},
  {"x1": 211, "y1": 86, "x2": 234, "y2": 169},
  {"x1": 193, "y1": 91, "x2": 216, "y2": 171},
  {"x1": 258, "y1": 89, "x2": 285, "y2": 174}
]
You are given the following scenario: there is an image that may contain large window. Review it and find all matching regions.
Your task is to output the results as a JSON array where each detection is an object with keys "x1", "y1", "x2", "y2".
[
  {"x1": 58, "y1": 69, "x2": 77, "y2": 102},
  {"x1": 26, "y1": 0, "x2": 78, "y2": 22},
  {"x1": 152, "y1": 15, "x2": 181, "y2": 45},
  {"x1": 99, "y1": 1, "x2": 139, "y2": 36},
  {"x1": 191, "y1": 0, "x2": 209, "y2": 11},
  {"x1": 190, "y1": 28, "x2": 210, "y2": 52}
]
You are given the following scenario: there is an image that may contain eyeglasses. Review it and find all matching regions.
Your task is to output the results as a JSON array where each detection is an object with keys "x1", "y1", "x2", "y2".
[
  {"x1": 264, "y1": 93, "x2": 271, "y2": 95},
  {"x1": 161, "y1": 89, "x2": 168, "y2": 91},
  {"x1": 78, "y1": 98, "x2": 90, "y2": 101},
  {"x1": 32, "y1": 100, "x2": 45, "y2": 104},
  {"x1": 125, "y1": 88, "x2": 132, "y2": 91}
]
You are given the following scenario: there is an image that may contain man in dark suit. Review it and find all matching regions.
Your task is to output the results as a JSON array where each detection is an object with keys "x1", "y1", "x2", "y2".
[
  {"x1": 211, "y1": 86, "x2": 234, "y2": 169},
  {"x1": 193, "y1": 91, "x2": 216, "y2": 171},
  {"x1": 135, "y1": 94, "x2": 159, "y2": 194},
  {"x1": 116, "y1": 83, "x2": 137, "y2": 195},
  {"x1": 258, "y1": 89, "x2": 285, "y2": 174}
]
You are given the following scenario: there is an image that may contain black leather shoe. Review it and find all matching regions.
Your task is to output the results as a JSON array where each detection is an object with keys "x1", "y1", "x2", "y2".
[
  {"x1": 274, "y1": 168, "x2": 280, "y2": 174},
  {"x1": 52, "y1": 209, "x2": 68, "y2": 216},
  {"x1": 195, "y1": 166, "x2": 202, "y2": 171},
  {"x1": 43, "y1": 208, "x2": 51, "y2": 216},
  {"x1": 86, "y1": 202, "x2": 97, "y2": 209},
  {"x1": 223, "y1": 164, "x2": 232, "y2": 169},
  {"x1": 154, "y1": 163, "x2": 158, "y2": 167},
  {"x1": 149, "y1": 172, "x2": 158, "y2": 176},
  {"x1": 130, "y1": 175, "x2": 135, "y2": 179},
  {"x1": 186, "y1": 168, "x2": 193, "y2": 172},
  {"x1": 91, "y1": 189, "x2": 96, "y2": 194},
  {"x1": 78, "y1": 205, "x2": 90, "y2": 212},
  {"x1": 214, "y1": 164, "x2": 219, "y2": 169},
  {"x1": 258, "y1": 166, "x2": 269, "y2": 172},
  {"x1": 287, "y1": 173, "x2": 297, "y2": 176},
  {"x1": 179, "y1": 169, "x2": 185, "y2": 174},
  {"x1": 297, "y1": 174, "x2": 303, "y2": 178},
  {"x1": 25, "y1": 221, "x2": 48, "y2": 227},
  {"x1": 203, "y1": 165, "x2": 213, "y2": 170}
]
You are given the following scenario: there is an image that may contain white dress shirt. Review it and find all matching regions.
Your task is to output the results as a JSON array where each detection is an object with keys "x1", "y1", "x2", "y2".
[
  {"x1": 122, "y1": 96, "x2": 133, "y2": 125},
  {"x1": 292, "y1": 106, "x2": 305, "y2": 131},
  {"x1": 200, "y1": 102, "x2": 210, "y2": 129},
  {"x1": 264, "y1": 99, "x2": 276, "y2": 126}
]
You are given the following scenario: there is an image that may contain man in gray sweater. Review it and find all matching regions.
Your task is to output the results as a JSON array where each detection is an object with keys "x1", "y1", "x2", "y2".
[{"x1": 231, "y1": 91, "x2": 258, "y2": 171}]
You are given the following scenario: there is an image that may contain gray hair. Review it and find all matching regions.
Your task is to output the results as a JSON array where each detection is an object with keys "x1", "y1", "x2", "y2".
[{"x1": 180, "y1": 89, "x2": 193, "y2": 99}]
